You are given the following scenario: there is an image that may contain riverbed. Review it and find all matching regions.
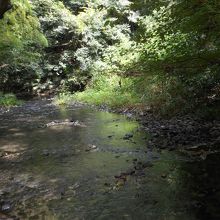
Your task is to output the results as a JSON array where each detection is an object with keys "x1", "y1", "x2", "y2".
[{"x1": 0, "y1": 99, "x2": 219, "y2": 220}]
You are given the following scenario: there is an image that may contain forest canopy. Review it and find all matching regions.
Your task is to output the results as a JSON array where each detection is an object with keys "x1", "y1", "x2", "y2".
[{"x1": 0, "y1": 0, "x2": 219, "y2": 117}]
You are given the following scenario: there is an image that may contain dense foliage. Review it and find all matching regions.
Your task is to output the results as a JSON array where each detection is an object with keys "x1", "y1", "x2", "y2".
[
  {"x1": 0, "y1": 0, "x2": 219, "y2": 117},
  {"x1": 0, "y1": 0, "x2": 47, "y2": 93}
]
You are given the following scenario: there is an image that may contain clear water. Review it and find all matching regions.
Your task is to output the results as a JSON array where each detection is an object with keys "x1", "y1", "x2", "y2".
[{"x1": 0, "y1": 100, "x2": 219, "y2": 220}]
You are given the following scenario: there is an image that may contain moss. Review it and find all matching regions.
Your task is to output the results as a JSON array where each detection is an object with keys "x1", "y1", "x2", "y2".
[{"x1": 0, "y1": 0, "x2": 47, "y2": 65}]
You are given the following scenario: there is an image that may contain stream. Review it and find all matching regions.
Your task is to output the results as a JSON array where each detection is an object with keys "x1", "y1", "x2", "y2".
[{"x1": 0, "y1": 99, "x2": 220, "y2": 220}]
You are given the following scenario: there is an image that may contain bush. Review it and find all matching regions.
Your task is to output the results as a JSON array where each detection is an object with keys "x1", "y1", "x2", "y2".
[{"x1": 0, "y1": 93, "x2": 22, "y2": 106}]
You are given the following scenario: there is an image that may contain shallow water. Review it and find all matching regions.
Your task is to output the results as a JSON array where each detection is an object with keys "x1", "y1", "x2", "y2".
[{"x1": 0, "y1": 99, "x2": 219, "y2": 220}]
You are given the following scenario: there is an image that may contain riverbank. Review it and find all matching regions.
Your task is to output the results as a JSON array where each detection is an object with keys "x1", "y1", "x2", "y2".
[
  {"x1": 54, "y1": 95, "x2": 220, "y2": 159},
  {"x1": 139, "y1": 114, "x2": 220, "y2": 157},
  {"x1": 0, "y1": 93, "x2": 23, "y2": 110},
  {"x1": 2, "y1": 94, "x2": 220, "y2": 158}
]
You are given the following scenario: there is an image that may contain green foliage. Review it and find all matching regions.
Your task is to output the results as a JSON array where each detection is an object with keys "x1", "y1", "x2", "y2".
[
  {"x1": 75, "y1": 75, "x2": 140, "y2": 108},
  {"x1": 53, "y1": 92, "x2": 75, "y2": 105},
  {"x1": 0, "y1": 0, "x2": 219, "y2": 117},
  {"x1": 55, "y1": 74, "x2": 140, "y2": 108},
  {"x1": 0, "y1": 0, "x2": 47, "y2": 93},
  {"x1": 74, "y1": 0, "x2": 132, "y2": 72},
  {"x1": 0, "y1": 92, "x2": 22, "y2": 106},
  {"x1": 32, "y1": 0, "x2": 77, "y2": 43},
  {"x1": 31, "y1": 0, "x2": 79, "y2": 93},
  {"x1": 99, "y1": 0, "x2": 218, "y2": 116}
]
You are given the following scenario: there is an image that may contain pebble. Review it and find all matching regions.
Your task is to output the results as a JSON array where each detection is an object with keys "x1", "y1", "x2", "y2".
[
  {"x1": 123, "y1": 133, "x2": 133, "y2": 140},
  {"x1": 161, "y1": 174, "x2": 167, "y2": 178},
  {"x1": 1, "y1": 203, "x2": 12, "y2": 212}
]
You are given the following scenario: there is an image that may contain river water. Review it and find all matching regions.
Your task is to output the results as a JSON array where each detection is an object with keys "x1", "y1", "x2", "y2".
[{"x1": 0, "y1": 99, "x2": 219, "y2": 220}]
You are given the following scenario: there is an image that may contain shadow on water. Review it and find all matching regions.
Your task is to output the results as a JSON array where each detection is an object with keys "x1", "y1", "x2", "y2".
[{"x1": 0, "y1": 99, "x2": 220, "y2": 220}]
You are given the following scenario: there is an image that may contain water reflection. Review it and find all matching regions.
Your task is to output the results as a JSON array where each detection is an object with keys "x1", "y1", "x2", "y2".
[{"x1": 0, "y1": 100, "x2": 219, "y2": 220}]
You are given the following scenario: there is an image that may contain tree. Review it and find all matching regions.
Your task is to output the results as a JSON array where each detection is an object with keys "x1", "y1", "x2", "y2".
[{"x1": 0, "y1": 0, "x2": 47, "y2": 93}]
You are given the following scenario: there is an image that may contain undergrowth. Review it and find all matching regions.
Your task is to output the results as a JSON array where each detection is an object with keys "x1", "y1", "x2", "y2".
[
  {"x1": 54, "y1": 75, "x2": 141, "y2": 108},
  {"x1": 0, "y1": 93, "x2": 22, "y2": 107},
  {"x1": 54, "y1": 73, "x2": 220, "y2": 120}
]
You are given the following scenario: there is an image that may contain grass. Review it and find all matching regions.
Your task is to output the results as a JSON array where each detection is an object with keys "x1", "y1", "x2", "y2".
[
  {"x1": 54, "y1": 74, "x2": 220, "y2": 119},
  {"x1": 53, "y1": 75, "x2": 141, "y2": 109},
  {"x1": 75, "y1": 89, "x2": 140, "y2": 107},
  {"x1": 54, "y1": 89, "x2": 140, "y2": 108},
  {"x1": 53, "y1": 92, "x2": 76, "y2": 106},
  {"x1": 0, "y1": 93, "x2": 23, "y2": 107}
]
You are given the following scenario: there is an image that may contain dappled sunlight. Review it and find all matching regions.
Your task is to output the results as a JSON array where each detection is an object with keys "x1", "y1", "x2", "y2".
[
  {"x1": 0, "y1": 0, "x2": 219, "y2": 219},
  {"x1": 0, "y1": 141, "x2": 27, "y2": 154},
  {"x1": 12, "y1": 132, "x2": 26, "y2": 137},
  {"x1": 0, "y1": 99, "x2": 218, "y2": 219}
]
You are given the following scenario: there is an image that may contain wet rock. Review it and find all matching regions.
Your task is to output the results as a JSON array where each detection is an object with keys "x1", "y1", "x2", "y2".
[
  {"x1": 152, "y1": 133, "x2": 159, "y2": 137},
  {"x1": 126, "y1": 113, "x2": 133, "y2": 118},
  {"x1": 139, "y1": 113, "x2": 220, "y2": 151},
  {"x1": 85, "y1": 144, "x2": 98, "y2": 152},
  {"x1": 114, "y1": 174, "x2": 122, "y2": 179},
  {"x1": 0, "y1": 151, "x2": 4, "y2": 157},
  {"x1": 46, "y1": 119, "x2": 86, "y2": 127},
  {"x1": 134, "y1": 162, "x2": 143, "y2": 170},
  {"x1": 168, "y1": 146, "x2": 175, "y2": 151},
  {"x1": 136, "y1": 170, "x2": 146, "y2": 177},
  {"x1": 212, "y1": 137, "x2": 220, "y2": 148},
  {"x1": 160, "y1": 125, "x2": 166, "y2": 130},
  {"x1": 37, "y1": 124, "x2": 46, "y2": 129},
  {"x1": 121, "y1": 169, "x2": 135, "y2": 176},
  {"x1": 104, "y1": 183, "x2": 111, "y2": 187},
  {"x1": 68, "y1": 183, "x2": 80, "y2": 191},
  {"x1": 185, "y1": 143, "x2": 208, "y2": 151},
  {"x1": 0, "y1": 212, "x2": 14, "y2": 220},
  {"x1": 112, "y1": 119, "x2": 120, "y2": 122},
  {"x1": 190, "y1": 200, "x2": 203, "y2": 208},
  {"x1": 115, "y1": 178, "x2": 126, "y2": 188},
  {"x1": 42, "y1": 150, "x2": 49, "y2": 156},
  {"x1": 210, "y1": 129, "x2": 220, "y2": 138},
  {"x1": 1, "y1": 202, "x2": 12, "y2": 213},
  {"x1": 161, "y1": 174, "x2": 167, "y2": 178},
  {"x1": 75, "y1": 149, "x2": 81, "y2": 153},
  {"x1": 142, "y1": 162, "x2": 153, "y2": 169},
  {"x1": 60, "y1": 188, "x2": 65, "y2": 196},
  {"x1": 123, "y1": 133, "x2": 133, "y2": 140}
]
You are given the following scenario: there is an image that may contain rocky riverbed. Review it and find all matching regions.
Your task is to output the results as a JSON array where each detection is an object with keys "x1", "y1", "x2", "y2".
[
  {"x1": 0, "y1": 99, "x2": 220, "y2": 219},
  {"x1": 139, "y1": 114, "x2": 220, "y2": 157},
  {"x1": 111, "y1": 105, "x2": 220, "y2": 160}
]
